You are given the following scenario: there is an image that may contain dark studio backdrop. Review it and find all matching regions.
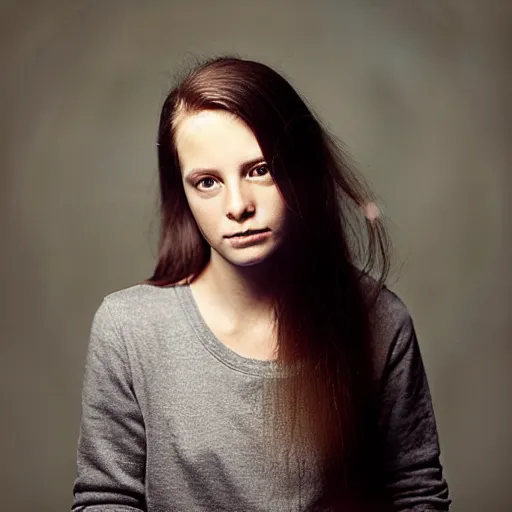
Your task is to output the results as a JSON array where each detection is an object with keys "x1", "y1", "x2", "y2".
[{"x1": 0, "y1": 1, "x2": 510, "y2": 511}]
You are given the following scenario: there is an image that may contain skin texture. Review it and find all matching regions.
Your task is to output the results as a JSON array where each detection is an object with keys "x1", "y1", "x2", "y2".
[
  {"x1": 176, "y1": 110, "x2": 288, "y2": 268},
  {"x1": 174, "y1": 109, "x2": 289, "y2": 351}
]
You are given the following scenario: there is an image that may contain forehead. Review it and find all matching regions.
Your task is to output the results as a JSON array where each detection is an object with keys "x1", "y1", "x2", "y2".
[{"x1": 175, "y1": 110, "x2": 263, "y2": 172}]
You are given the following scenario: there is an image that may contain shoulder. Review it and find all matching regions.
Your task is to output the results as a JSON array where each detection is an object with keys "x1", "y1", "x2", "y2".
[
  {"x1": 358, "y1": 272, "x2": 412, "y2": 327},
  {"x1": 373, "y1": 286, "x2": 414, "y2": 334},
  {"x1": 359, "y1": 273, "x2": 414, "y2": 339},
  {"x1": 92, "y1": 283, "x2": 188, "y2": 339},
  {"x1": 86, "y1": 283, "x2": 194, "y2": 372},
  {"x1": 368, "y1": 285, "x2": 417, "y2": 381},
  {"x1": 102, "y1": 282, "x2": 178, "y2": 312}
]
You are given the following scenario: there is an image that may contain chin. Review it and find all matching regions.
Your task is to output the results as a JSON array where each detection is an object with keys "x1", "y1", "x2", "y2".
[
  {"x1": 232, "y1": 257, "x2": 268, "y2": 267},
  {"x1": 221, "y1": 244, "x2": 281, "y2": 268},
  {"x1": 228, "y1": 253, "x2": 270, "y2": 267}
]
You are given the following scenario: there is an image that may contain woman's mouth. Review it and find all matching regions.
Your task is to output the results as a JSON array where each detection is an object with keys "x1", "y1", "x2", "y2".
[
  {"x1": 226, "y1": 228, "x2": 269, "y2": 238},
  {"x1": 226, "y1": 229, "x2": 271, "y2": 248}
]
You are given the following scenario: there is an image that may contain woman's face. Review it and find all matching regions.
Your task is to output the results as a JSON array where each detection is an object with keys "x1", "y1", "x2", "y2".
[{"x1": 175, "y1": 109, "x2": 289, "y2": 267}]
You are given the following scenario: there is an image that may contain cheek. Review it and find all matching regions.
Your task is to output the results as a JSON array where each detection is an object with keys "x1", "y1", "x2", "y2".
[
  {"x1": 187, "y1": 199, "x2": 217, "y2": 238},
  {"x1": 266, "y1": 191, "x2": 288, "y2": 219}
]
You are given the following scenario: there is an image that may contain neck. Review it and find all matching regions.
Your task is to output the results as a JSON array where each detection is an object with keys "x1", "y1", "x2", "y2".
[{"x1": 191, "y1": 251, "x2": 279, "y2": 332}]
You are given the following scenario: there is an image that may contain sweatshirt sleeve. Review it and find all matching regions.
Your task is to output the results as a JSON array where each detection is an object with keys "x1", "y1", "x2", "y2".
[
  {"x1": 378, "y1": 305, "x2": 451, "y2": 511},
  {"x1": 71, "y1": 298, "x2": 147, "y2": 511}
]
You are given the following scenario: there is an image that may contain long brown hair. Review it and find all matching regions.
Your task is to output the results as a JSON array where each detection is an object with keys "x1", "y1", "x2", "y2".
[{"x1": 142, "y1": 55, "x2": 393, "y2": 511}]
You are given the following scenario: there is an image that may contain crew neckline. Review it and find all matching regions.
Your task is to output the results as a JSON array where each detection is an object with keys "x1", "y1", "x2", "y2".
[{"x1": 172, "y1": 284, "x2": 295, "y2": 379}]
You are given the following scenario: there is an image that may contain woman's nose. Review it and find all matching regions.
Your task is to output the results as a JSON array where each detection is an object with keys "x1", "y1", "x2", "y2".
[{"x1": 225, "y1": 184, "x2": 255, "y2": 220}]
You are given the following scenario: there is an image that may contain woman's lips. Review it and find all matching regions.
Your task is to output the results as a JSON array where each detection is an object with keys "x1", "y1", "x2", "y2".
[
  {"x1": 226, "y1": 229, "x2": 271, "y2": 248},
  {"x1": 226, "y1": 228, "x2": 269, "y2": 238}
]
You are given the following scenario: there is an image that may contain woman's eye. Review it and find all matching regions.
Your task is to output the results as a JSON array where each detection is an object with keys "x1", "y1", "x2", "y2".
[
  {"x1": 196, "y1": 177, "x2": 216, "y2": 190},
  {"x1": 195, "y1": 165, "x2": 269, "y2": 190},
  {"x1": 252, "y1": 164, "x2": 269, "y2": 177}
]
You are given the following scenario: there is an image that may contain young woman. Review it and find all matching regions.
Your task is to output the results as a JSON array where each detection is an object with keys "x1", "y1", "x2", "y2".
[{"x1": 72, "y1": 56, "x2": 451, "y2": 511}]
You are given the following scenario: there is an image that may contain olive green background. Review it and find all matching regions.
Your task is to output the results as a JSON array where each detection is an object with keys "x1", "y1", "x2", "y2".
[{"x1": 1, "y1": 1, "x2": 510, "y2": 510}]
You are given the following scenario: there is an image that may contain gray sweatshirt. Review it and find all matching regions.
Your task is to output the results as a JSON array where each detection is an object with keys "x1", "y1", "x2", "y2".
[{"x1": 71, "y1": 283, "x2": 451, "y2": 511}]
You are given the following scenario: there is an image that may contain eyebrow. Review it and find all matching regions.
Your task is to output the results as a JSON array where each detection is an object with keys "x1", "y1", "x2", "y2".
[{"x1": 184, "y1": 156, "x2": 266, "y2": 182}]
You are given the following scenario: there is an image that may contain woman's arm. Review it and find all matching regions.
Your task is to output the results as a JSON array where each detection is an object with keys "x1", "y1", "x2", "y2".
[
  {"x1": 378, "y1": 300, "x2": 451, "y2": 511},
  {"x1": 71, "y1": 298, "x2": 146, "y2": 511}
]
